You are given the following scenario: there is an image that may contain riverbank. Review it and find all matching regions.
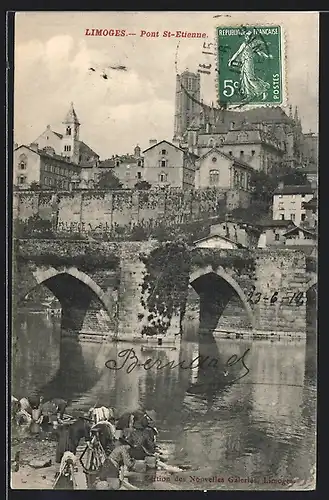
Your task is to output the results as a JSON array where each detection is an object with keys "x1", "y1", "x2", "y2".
[{"x1": 11, "y1": 432, "x2": 59, "y2": 489}]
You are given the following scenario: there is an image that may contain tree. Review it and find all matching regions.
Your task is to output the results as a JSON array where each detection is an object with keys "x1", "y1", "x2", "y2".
[
  {"x1": 29, "y1": 182, "x2": 42, "y2": 190},
  {"x1": 250, "y1": 163, "x2": 310, "y2": 205},
  {"x1": 95, "y1": 170, "x2": 123, "y2": 189},
  {"x1": 134, "y1": 180, "x2": 151, "y2": 190}
]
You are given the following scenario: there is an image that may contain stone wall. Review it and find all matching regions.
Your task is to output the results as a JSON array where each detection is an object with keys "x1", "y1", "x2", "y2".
[
  {"x1": 252, "y1": 249, "x2": 310, "y2": 334},
  {"x1": 13, "y1": 188, "x2": 250, "y2": 232}
]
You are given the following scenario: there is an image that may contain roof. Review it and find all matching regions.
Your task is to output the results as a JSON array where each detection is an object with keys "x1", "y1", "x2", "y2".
[
  {"x1": 193, "y1": 234, "x2": 247, "y2": 248},
  {"x1": 210, "y1": 106, "x2": 292, "y2": 134},
  {"x1": 283, "y1": 226, "x2": 317, "y2": 238},
  {"x1": 302, "y1": 196, "x2": 317, "y2": 210},
  {"x1": 142, "y1": 139, "x2": 185, "y2": 154},
  {"x1": 197, "y1": 147, "x2": 253, "y2": 171},
  {"x1": 15, "y1": 144, "x2": 81, "y2": 168},
  {"x1": 38, "y1": 150, "x2": 81, "y2": 168},
  {"x1": 78, "y1": 140, "x2": 99, "y2": 160},
  {"x1": 63, "y1": 102, "x2": 80, "y2": 125},
  {"x1": 273, "y1": 185, "x2": 315, "y2": 195},
  {"x1": 258, "y1": 219, "x2": 296, "y2": 228}
]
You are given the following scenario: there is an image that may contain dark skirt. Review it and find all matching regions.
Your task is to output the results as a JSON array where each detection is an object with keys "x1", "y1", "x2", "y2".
[{"x1": 55, "y1": 426, "x2": 76, "y2": 463}]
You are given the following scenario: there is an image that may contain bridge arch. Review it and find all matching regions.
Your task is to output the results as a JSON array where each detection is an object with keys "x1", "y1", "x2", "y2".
[
  {"x1": 20, "y1": 266, "x2": 111, "y2": 311},
  {"x1": 189, "y1": 265, "x2": 256, "y2": 331}
]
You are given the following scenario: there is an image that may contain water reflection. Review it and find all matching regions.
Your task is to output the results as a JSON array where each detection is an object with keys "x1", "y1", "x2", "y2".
[{"x1": 12, "y1": 311, "x2": 316, "y2": 488}]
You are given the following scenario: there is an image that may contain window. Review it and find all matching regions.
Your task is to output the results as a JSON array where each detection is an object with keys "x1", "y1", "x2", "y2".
[
  {"x1": 209, "y1": 169, "x2": 220, "y2": 186},
  {"x1": 115, "y1": 160, "x2": 120, "y2": 167},
  {"x1": 161, "y1": 149, "x2": 167, "y2": 155},
  {"x1": 229, "y1": 151, "x2": 232, "y2": 156},
  {"x1": 18, "y1": 154, "x2": 27, "y2": 170},
  {"x1": 290, "y1": 214, "x2": 295, "y2": 221},
  {"x1": 280, "y1": 214, "x2": 285, "y2": 220},
  {"x1": 137, "y1": 160, "x2": 143, "y2": 167},
  {"x1": 301, "y1": 213, "x2": 306, "y2": 221},
  {"x1": 161, "y1": 160, "x2": 167, "y2": 168},
  {"x1": 302, "y1": 194, "x2": 305, "y2": 198},
  {"x1": 44, "y1": 177, "x2": 48, "y2": 185},
  {"x1": 212, "y1": 157, "x2": 217, "y2": 163},
  {"x1": 251, "y1": 150, "x2": 255, "y2": 156},
  {"x1": 64, "y1": 145, "x2": 72, "y2": 152},
  {"x1": 137, "y1": 172, "x2": 142, "y2": 179},
  {"x1": 159, "y1": 172, "x2": 167, "y2": 183},
  {"x1": 18, "y1": 175, "x2": 26, "y2": 184},
  {"x1": 275, "y1": 233, "x2": 280, "y2": 241},
  {"x1": 240, "y1": 150, "x2": 244, "y2": 157},
  {"x1": 66, "y1": 126, "x2": 71, "y2": 136}
]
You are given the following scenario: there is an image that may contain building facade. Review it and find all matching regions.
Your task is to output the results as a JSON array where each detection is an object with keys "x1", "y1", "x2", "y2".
[
  {"x1": 195, "y1": 148, "x2": 253, "y2": 191},
  {"x1": 26, "y1": 103, "x2": 99, "y2": 187},
  {"x1": 98, "y1": 145, "x2": 145, "y2": 189},
  {"x1": 257, "y1": 220, "x2": 296, "y2": 248},
  {"x1": 174, "y1": 71, "x2": 318, "y2": 174},
  {"x1": 14, "y1": 144, "x2": 81, "y2": 190},
  {"x1": 142, "y1": 140, "x2": 197, "y2": 189},
  {"x1": 272, "y1": 184, "x2": 315, "y2": 226}
]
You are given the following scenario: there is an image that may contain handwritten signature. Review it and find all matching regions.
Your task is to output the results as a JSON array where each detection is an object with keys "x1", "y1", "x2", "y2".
[{"x1": 105, "y1": 348, "x2": 250, "y2": 384}]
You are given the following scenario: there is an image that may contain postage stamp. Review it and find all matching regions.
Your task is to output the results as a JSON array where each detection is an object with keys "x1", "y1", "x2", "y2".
[{"x1": 216, "y1": 25, "x2": 283, "y2": 106}]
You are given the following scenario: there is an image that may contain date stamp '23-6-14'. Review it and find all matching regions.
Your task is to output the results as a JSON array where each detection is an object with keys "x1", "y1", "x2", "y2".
[{"x1": 216, "y1": 25, "x2": 283, "y2": 106}]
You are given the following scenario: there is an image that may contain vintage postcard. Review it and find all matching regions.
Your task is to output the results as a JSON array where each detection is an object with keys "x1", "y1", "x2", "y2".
[{"x1": 10, "y1": 11, "x2": 318, "y2": 491}]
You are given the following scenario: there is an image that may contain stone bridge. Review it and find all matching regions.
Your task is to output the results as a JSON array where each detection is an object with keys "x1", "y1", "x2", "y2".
[{"x1": 13, "y1": 239, "x2": 317, "y2": 340}]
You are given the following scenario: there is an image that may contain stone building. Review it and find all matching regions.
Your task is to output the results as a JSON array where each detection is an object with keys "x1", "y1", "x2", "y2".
[
  {"x1": 194, "y1": 219, "x2": 261, "y2": 249},
  {"x1": 272, "y1": 183, "x2": 315, "y2": 226},
  {"x1": 195, "y1": 147, "x2": 253, "y2": 191},
  {"x1": 98, "y1": 145, "x2": 144, "y2": 189},
  {"x1": 174, "y1": 71, "x2": 318, "y2": 174},
  {"x1": 142, "y1": 139, "x2": 197, "y2": 189},
  {"x1": 15, "y1": 103, "x2": 100, "y2": 189},
  {"x1": 257, "y1": 220, "x2": 296, "y2": 248},
  {"x1": 14, "y1": 143, "x2": 81, "y2": 190}
]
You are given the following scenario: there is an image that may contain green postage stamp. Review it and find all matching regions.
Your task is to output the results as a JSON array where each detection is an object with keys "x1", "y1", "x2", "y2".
[{"x1": 216, "y1": 25, "x2": 283, "y2": 106}]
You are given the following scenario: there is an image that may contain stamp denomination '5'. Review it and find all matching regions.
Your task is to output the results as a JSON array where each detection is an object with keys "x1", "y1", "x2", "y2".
[{"x1": 216, "y1": 25, "x2": 283, "y2": 106}]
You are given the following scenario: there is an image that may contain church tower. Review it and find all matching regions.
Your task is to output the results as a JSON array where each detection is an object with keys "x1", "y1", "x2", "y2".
[
  {"x1": 173, "y1": 71, "x2": 201, "y2": 141},
  {"x1": 62, "y1": 102, "x2": 80, "y2": 164}
]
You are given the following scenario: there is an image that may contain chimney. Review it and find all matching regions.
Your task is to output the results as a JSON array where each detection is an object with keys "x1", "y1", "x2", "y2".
[
  {"x1": 30, "y1": 143, "x2": 39, "y2": 152},
  {"x1": 149, "y1": 139, "x2": 157, "y2": 147}
]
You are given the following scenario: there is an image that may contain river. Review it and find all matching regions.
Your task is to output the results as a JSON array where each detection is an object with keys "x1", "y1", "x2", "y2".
[{"x1": 12, "y1": 311, "x2": 316, "y2": 490}]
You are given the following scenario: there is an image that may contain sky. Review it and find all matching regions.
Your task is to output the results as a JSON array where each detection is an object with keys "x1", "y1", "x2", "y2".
[{"x1": 14, "y1": 11, "x2": 319, "y2": 160}]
